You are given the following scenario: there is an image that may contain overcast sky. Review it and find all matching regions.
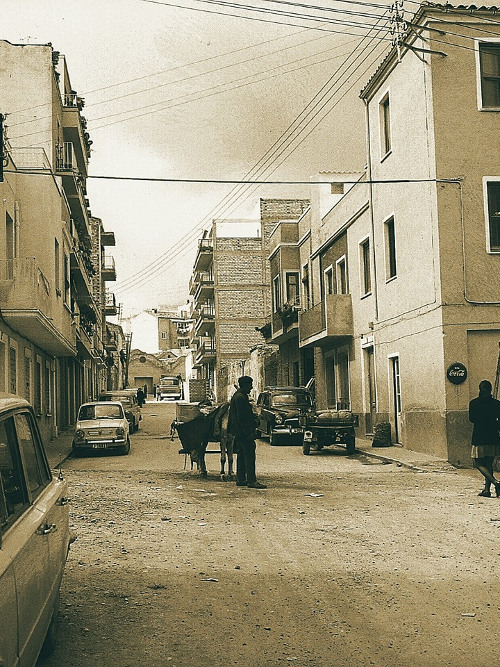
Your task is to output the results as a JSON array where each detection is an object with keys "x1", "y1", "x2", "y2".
[{"x1": 2, "y1": 0, "x2": 392, "y2": 316}]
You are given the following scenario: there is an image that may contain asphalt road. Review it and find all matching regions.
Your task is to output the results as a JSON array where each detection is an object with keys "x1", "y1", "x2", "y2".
[{"x1": 39, "y1": 401, "x2": 500, "y2": 667}]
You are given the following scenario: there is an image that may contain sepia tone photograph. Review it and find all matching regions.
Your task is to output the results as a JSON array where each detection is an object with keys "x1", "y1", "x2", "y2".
[{"x1": 0, "y1": 0, "x2": 500, "y2": 665}]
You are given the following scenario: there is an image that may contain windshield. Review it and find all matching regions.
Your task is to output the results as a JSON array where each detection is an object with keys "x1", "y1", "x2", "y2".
[
  {"x1": 78, "y1": 404, "x2": 123, "y2": 421},
  {"x1": 161, "y1": 378, "x2": 179, "y2": 387},
  {"x1": 100, "y1": 395, "x2": 132, "y2": 407},
  {"x1": 271, "y1": 392, "x2": 311, "y2": 408}
]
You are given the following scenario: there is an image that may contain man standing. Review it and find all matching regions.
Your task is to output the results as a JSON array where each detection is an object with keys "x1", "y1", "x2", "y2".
[{"x1": 228, "y1": 376, "x2": 267, "y2": 489}]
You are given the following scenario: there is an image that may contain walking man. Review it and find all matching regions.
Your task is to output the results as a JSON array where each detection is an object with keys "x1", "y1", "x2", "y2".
[{"x1": 228, "y1": 376, "x2": 267, "y2": 489}]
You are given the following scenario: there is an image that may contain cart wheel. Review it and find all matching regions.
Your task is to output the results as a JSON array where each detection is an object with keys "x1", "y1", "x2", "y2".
[
  {"x1": 345, "y1": 436, "x2": 355, "y2": 455},
  {"x1": 302, "y1": 440, "x2": 311, "y2": 455}
]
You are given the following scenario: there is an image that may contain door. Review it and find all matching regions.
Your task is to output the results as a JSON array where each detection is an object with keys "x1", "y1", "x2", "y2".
[
  {"x1": 365, "y1": 346, "x2": 376, "y2": 434},
  {"x1": 390, "y1": 356, "x2": 402, "y2": 444}
]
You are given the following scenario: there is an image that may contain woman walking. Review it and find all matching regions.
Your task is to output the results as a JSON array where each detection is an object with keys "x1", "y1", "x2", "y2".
[{"x1": 469, "y1": 380, "x2": 500, "y2": 497}]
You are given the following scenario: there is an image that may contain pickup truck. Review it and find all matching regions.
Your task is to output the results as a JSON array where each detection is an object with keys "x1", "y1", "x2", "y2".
[{"x1": 300, "y1": 409, "x2": 359, "y2": 455}]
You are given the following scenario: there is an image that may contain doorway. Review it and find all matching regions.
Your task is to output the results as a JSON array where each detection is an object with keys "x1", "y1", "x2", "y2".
[
  {"x1": 390, "y1": 355, "x2": 402, "y2": 444},
  {"x1": 364, "y1": 346, "x2": 376, "y2": 434}
]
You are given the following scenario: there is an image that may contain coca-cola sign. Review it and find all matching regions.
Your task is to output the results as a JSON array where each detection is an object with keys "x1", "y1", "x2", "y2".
[{"x1": 446, "y1": 363, "x2": 467, "y2": 385}]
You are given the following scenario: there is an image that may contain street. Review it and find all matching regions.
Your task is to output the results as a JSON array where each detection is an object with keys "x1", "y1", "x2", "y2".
[{"x1": 40, "y1": 401, "x2": 500, "y2": 667}]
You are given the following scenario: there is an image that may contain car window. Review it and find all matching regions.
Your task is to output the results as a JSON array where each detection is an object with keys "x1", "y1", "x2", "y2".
[
  {"x1": 95, "y1": 404, "x2": 123, "y2": 419},
  {"x1": 0, "y1": 417, "x2": 27, "y2": 525},
  {"x1": 15, "y1": 412, "x2": 50, "y2": 498},
  {"x1": 271, "y1": 393, "x2": 311, "y2": 407}
]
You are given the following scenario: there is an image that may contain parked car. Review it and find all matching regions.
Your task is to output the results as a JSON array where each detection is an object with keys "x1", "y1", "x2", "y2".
[
  {"x1": 157, "y1": 376, "x2": 183, "y2": 401},
  {"x1": 72, "y1": 401, "x2": 131, "y2": 456},
  {"x1": 255, "y1": 386, "x2": 314, "y2": 445},
  {"x1": 98, "y1": 390, "x2": 142, "y2": 432},
  {"x1": 300, "y1": 409, "x2": 359, "y2": 455},
  {"x1": 0, "y1": 393, "x2": 72, "y2": 666}
]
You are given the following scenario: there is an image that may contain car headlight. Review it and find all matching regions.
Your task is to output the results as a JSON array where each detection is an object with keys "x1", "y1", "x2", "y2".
[
  {"x1": 125, "y1": 410, "x2": 132, "y2": 419},
  {"x1": 116, "y1": 427, "x2": 125, "y2": 436},
  {"x1": 75, "y1": 429, "x2": 85, "y2": 441},
  {"x1": 275, "y1": 414, "x2": 283, "y2": 425}
]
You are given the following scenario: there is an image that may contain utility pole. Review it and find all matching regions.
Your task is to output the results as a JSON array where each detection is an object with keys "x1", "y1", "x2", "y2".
[
  {"x1": 0, "y1": 114, "x2": 4, "y2": 182},
  {"x1": 390, "y1": 0, "x2": 407, "y2": 63}
]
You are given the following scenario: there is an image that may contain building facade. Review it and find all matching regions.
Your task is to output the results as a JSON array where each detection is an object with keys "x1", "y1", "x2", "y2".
[
  {"x1": 0, "y1": 41, "x2": 117, "y2": 440},
  {"x1": 269, "y1": 4, "x2": 500, "y2": 465}
]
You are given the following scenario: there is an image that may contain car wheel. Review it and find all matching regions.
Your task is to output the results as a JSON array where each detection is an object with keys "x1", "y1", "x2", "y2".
[
  {"x1": 302, "y1": 440, "x2": 311, "y2": 455},
  {"x1": 39, "y1": 592, "x2": 59, "y2": 658},
  {"x1": 120, "y1": 438, "x2": 131, "y2": 455},
  {"x1": 345, "y1": 435, "x2": 355, "y2": 455}
]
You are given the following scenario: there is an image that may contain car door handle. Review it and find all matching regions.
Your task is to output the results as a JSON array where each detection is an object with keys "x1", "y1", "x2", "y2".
[
  {"x1": 36, "y1": 523, "x2": 58, "y2": 536},
  {"x1": 56, "y1": 496, "x2": 70, "y2": 506}
]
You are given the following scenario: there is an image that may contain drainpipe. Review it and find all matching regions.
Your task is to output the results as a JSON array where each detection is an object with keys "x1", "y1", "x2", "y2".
[{"x1": 364, "y1": 98, "x2": 379, "y2": 322}]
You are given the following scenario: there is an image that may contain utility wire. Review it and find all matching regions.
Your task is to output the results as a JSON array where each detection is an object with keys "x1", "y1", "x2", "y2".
[{"x1": 114, "y1": 17, "x2": 391, "y2": 292}]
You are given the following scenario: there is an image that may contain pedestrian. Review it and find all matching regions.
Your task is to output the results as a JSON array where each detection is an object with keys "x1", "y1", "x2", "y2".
[
  {"x1": 469, "y1": 379, "x2": 500, "y2": 497},
  {"x1": 137, "y1": 387, "x2": 145, "y2": 408},
  {"x1": 228, "y1": 375, "x2": 267, "y2": 489}
]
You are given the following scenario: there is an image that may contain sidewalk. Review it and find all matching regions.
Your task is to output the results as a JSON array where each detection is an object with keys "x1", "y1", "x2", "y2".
[
  {"x1": 44, "y1": 427, "x2": 456, "y2": 473},
  {"x1": 355, "y1": 436, "x2": 456, "y2": 472},
  {"x1": 46, "y1": 428, "x2": 75, "y2": 469}
]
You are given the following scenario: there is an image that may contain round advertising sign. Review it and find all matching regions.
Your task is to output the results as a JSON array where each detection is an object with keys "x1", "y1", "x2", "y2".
[{"x1": 446, "y1": 362, "x2": 467, "y2": 385}]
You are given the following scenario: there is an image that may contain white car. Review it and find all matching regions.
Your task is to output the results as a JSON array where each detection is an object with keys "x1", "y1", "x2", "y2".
[
  {"x1": 72, "y1": 401, "x2": 131, "y2": 456},
  {"x1": 0, "y1": 394, "x2": 72, "y2": 666}
]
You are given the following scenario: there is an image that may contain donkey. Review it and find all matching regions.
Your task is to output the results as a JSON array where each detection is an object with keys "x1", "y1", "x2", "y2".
[{"x1": 173, "y1": 403, "x2": 234, "y2": 480}]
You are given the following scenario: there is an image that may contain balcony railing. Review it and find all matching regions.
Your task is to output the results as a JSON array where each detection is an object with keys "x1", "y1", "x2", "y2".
[
  {"x1": 299, "y1": 293, "x2": 353, "y2": 348},
  {"x1": 193, "y1": 238, "x2": 214, "y2": 272}
]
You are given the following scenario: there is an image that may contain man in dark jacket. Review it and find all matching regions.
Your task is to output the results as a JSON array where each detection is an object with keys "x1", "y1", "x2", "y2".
[{"x1": 228, "y1": 376, "x2": 267, "y2": 489}]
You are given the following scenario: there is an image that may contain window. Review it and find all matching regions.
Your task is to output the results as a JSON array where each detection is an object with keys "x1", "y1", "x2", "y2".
[
  {"x1": 487, "y1": 181, "x2": 500, "y2": 251},
  {"x1": 6, "y1": 212, "x2": 15, "y2": 280},
  {"x1": 325, "y1": 349, "x2": 350, "y2": 409},
  {"x1": 24, "y1": 354, "x2": 31, "y2": 401},
  {"x1": 336, "y1": 257, "x2": 348, "y2": 294},
  {"x1": 34, "y1": 359, "x2": 42, "y2": 416},
  {"x1": 323, "y1": 266, "x2": 334, "y2": 297},
  {"x1": 360, "y1": 238, "x2": 371, "y2": 296},
  {"x1": 15, "y1": 412, "x2": 50, "y2": 498},
  {"x1": 54, "y1": 238, "x2": 61, "y2": 295},
  {"x1": 302, "y1": 264, "x2": 310, "y2": 309},
  {"x1": 379, "y1": 94, "x2": 391, "y2": 156},
  {"x1": 385, "y1": 217, "x2": 397, "y2": 280},
  {"x1": 9, "y1": 347, "x2": 16, "y2": 395},
  {"x1": 479, "y1": 42, "x2": 500, "y2": 108},
  {"x1": 273, "y1": 275, "x2": 281, "y2": 312},
  {"x1": 285, "y1": 272, "x2": 300, "y2": 305},
  {"x1": 64, "y1": 253, "x2": 70, "y2": 305},
  {"x1": 0, "y1": 417, "x2": 27, "y2": 522},
  {"x1": 161, "y1": 332, "x2": 167, "y2": 339}
]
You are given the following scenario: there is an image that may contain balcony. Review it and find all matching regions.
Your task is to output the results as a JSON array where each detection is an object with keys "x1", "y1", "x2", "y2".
[
  {"x1": 191, "y1": 271, "x2": 214, "y2": 303},
  {"x1": 56, "y1": 143, "x2": 91, "y2": 239},
  {"x1": 271, "y1": 302, "x2": 299, "y2": 345},
  {"x1": 70, "y1": 241, "x2": 93, "y2": 302},
  {"x1": 104, "y1": 329, "x2": 118, "y2": 351},
  {"x1": 62, "y1": 94, "x2": 90, "y2": 175},
  {"x1": 101, "y1": 230, "x2": 116, "y2": 247},
  {"x1": 104, "y1": 290, "x2": 118, "y2": 316},
  {"x1": 0, "y1": 258, "x2": 76, "y2": 356},
  {"x1": 193, "y1": 238, "x2": 213, "y2": 273},
  {"x1": 299, "y1": 293, "x2": 353, "y2": 348},
  {"x1": 194, "y1": 303, "x2": 215, "y2": 336},
  {"x1": 76, "y1": 323, "x2": 93, "y2": 359},
  {"x1": 101, "y1": 255, "x2": 117, "y2": 281},
  {"x1": 195, "y1": 339, "x2": 216, "y2": 365}
]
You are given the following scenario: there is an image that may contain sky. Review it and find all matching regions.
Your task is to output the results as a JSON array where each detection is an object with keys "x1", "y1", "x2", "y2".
[{"x1": 2, "y1": 0, "x2": 393, "y2": 316}]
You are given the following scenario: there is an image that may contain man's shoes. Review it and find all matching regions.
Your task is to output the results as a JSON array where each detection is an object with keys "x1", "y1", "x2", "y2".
[
  {"x1": 236, "y1": 481, "x2": 247, "y2": 486},
  {"x1": 247, "y1": 482, "x2": 267, "y2": 489},
  {"x1": 478, "y1": 489, "x2": 492, "y2": 497}
]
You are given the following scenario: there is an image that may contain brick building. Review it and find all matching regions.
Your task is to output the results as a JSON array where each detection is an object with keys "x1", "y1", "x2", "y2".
[{"x1": 189, "y1": 200, "x2": 309, "y2": 401}]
